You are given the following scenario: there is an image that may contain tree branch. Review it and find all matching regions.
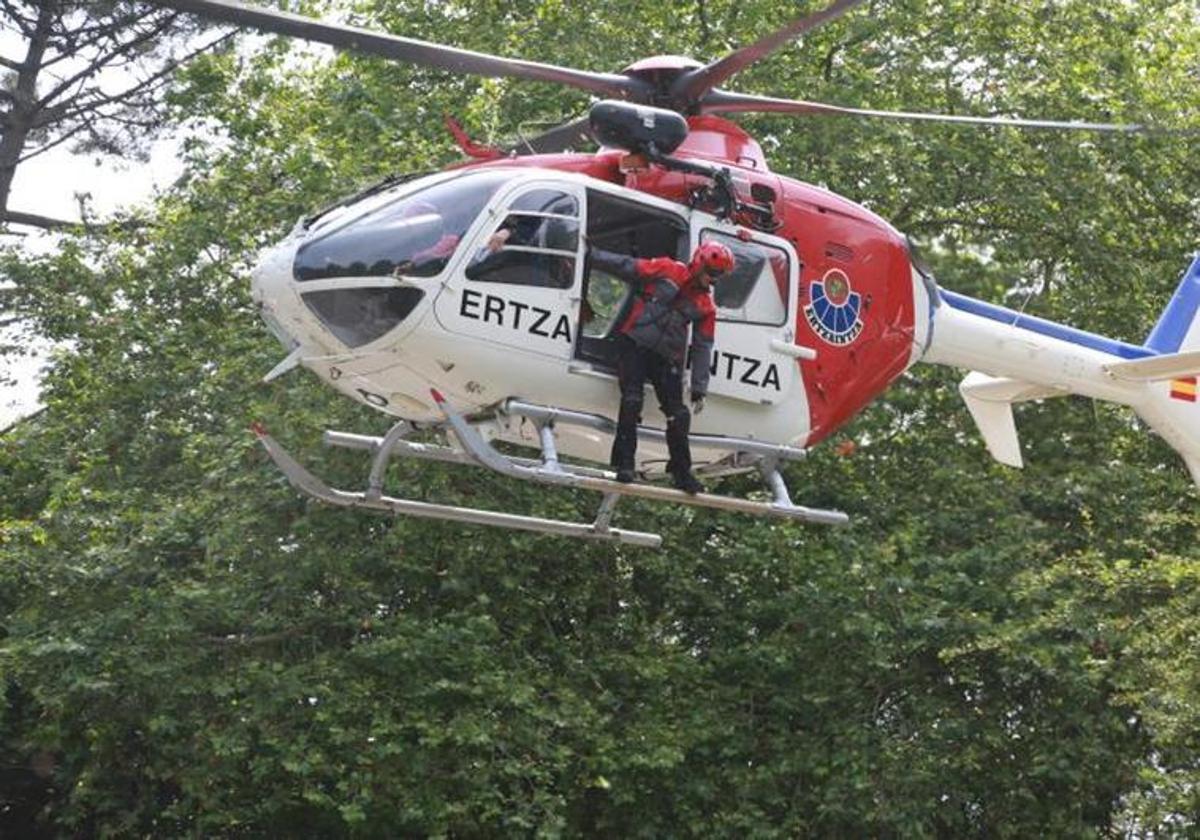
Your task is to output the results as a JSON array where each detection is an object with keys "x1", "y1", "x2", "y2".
[
  {"x1": 30, "y1": 29, "x2": 232, "y2": 132},
  {"x1": 0, "y1": 207, "x2": 148, "y2": 233},
  {"x1": 31, "y1": 31, "x2": 234, "y2": 133},
  {"x1": 38, "y1": 10, "x2": 151, "y2": 71},
  {"x1": 0, "y1": 209, "x2": 76, "y2": 230},
  {"x1": 34, "y1": 14, "x2": 178, "y2": 110},
  {"x1": 17, "y1": 114, "x2": 93, "y2": 163}
]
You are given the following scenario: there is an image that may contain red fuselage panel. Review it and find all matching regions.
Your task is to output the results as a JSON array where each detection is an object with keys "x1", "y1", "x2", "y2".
[{"x1": 776, "y1": 184, "x2": 914, "y2": 444}]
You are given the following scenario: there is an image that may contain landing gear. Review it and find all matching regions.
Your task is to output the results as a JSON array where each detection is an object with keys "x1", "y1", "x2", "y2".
[{"x1": 252, "y1": 393, "x2": 848, "y2": 548}]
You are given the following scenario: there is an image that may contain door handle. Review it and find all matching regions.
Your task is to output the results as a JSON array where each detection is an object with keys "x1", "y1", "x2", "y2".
[{"x1": 770, "y1": 339, "x2": 817, "y2": 360}]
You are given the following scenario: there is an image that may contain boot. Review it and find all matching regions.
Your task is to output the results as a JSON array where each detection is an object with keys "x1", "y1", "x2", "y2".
[
  {"x1": 672, "y1": 469, "x2": 704, "y2": 495},
  {"x1": 665, "y1": 409, "x2": 701, "y2": 493}
]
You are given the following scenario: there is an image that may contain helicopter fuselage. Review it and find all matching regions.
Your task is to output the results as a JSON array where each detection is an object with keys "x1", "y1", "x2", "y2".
[{"x1": 251, "y1": 116, "x2": 930, "y2": 473}]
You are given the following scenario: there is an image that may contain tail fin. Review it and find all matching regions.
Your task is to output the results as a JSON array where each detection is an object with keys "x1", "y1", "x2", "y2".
[
  {"x1": 1145, "y1": 253, "x2": 1200, "y2": 353},
  {"x1": 1134, "y1": 254, "x2": 1200, "y2": 490}
]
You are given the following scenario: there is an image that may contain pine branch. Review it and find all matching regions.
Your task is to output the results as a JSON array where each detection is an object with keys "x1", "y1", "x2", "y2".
[
  {"x1": 17, "y1": 114, "x2": 92, "y2": 163},
  {"x1": 0, "y1": 209, "x2": 75, "y2": 230},
  {"x1": 34, "y1": 14, "x2": 178, "y2": 110},
  {"x1": 31, "y1": 31, "x2": 233, "y2": 132}
]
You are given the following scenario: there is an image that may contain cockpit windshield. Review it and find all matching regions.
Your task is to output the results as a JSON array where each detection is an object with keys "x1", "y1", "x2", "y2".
[{"x1": 294, "y1": 171, "x2": 512, "y2": 282}]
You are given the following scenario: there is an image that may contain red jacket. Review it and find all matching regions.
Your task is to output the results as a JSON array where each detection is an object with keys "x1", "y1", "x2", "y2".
[{"x1": 590, "y1": 248, "x2": 717, "y2": 396}]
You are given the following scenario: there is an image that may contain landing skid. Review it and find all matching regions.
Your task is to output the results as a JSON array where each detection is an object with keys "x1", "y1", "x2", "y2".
[{"x1": 251, "y1": 393, "x2": 848, "y2": 548}]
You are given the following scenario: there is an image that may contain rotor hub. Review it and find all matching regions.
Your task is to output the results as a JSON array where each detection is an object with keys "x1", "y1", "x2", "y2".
[{"x1": 620, "y1": 55, "x2": 704, "y2": 109}]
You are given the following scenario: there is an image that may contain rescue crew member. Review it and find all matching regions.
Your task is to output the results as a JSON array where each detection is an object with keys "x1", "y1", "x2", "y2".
[{"x1": 589, "y1": 240, "x2": 735, "y2": 493}]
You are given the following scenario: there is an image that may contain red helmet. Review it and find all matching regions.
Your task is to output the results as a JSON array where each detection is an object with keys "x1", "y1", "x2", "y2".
[{"x1": 689, "y1": 241, "x2": 735, "y2": 278}]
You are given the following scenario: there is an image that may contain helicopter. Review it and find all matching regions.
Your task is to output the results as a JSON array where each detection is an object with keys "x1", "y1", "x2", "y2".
[{"x1": 156, "y1": 0, "x2": 1200, "y2": 548}]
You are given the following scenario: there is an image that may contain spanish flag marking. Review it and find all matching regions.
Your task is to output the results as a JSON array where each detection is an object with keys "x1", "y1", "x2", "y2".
[{"x1": 1170, "y1": 376, "x2": 1197, "y2": 402}]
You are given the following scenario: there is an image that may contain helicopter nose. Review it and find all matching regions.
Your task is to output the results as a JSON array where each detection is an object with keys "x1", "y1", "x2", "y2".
[{"x1": 250, "y1": 235, "x2": 303, "y2": 350}]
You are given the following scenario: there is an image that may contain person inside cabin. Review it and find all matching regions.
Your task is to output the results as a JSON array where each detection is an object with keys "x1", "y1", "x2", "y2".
[
  {"x1": 589, "y1": 240, "x2": 734, "y2": 494},
  {"x1": 395, "y1": 201, "x2": 464, "y2": 276},
  {"x1": 465, "y1": 213, "x2": 572, "y2": 287}
]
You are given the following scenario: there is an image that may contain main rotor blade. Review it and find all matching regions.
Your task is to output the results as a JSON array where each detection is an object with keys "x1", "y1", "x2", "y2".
[
  {"x1": 671, "y1": 0, "x2": 866, "y2": 106},
  {"x1": 700, "y1": 90, "x2": 1187, "y2": 134},
  {"x1": 152, "y1": 0, "x2": 650, "y2": 100},
  {"x1": 509, "y1": 116, "x2": 595, "y2": 155}
]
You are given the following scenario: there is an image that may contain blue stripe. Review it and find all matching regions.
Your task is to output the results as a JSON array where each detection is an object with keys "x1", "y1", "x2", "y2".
[
  {"x1": 940, "y1": 290, "x2": 1156, "y2": 360},
  {"x1": 1145, "y1": 254, "x2": 1200, "y2": 353}
]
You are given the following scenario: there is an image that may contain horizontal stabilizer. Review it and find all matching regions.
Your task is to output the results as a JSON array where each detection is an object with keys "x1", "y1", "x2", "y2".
[
  {"x1": 959, "y1": 372, "x2": 1068, "y2": 468},
  {"x1": 958, "y1": 372, "x2": 1065, "y2": 404},
  {"x1": 1103, "y1": 349, "x2": 1200, "y2": 382}
]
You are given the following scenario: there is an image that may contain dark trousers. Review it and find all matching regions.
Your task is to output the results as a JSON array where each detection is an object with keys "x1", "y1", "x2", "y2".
[{"x1": 611, "y1": 337, "x2": 692, "y2": 475}]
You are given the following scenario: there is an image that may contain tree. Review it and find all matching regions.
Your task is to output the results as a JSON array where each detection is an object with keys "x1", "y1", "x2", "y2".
[
  {"x1": 0, "y1": 0, "x2": 227, "y2": 230},
  {"x1": 0, "y1": 0, "x2": 1198, "y2": 835}
]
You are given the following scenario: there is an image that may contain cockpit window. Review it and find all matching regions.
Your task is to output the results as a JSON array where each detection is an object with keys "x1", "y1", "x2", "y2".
[
  {"x1": 301, "y1": 287, "x2": 425, "y2": 348},
  {"x1": 294, "y1": 171, "x2": 511, "y2": 282}
]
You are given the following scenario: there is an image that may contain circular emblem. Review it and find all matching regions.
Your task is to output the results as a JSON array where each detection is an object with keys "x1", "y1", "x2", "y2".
[
  {"x1": 803, "y1": 268, "x2": 864, "y2": 346},
  {"x1": 823, "y1": 269, "x2": 851, "y2": 305}
]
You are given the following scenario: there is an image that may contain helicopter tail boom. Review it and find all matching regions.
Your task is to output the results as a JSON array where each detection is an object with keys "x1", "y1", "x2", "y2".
[{"x1": 922, "y1": 257, "x2": 1200, "y2": 486}]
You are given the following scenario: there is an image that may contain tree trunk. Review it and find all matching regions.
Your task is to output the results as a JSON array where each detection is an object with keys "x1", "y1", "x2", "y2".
[{"x1": 0, "y1": 4, "x2": 54, "y2": 219}]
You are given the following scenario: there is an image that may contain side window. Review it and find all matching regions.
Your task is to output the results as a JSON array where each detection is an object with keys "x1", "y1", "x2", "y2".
[
  {"x1": 702, "y1": 230, "x2": 790, "y2": 326},
  {"x1": 465, "y1": 189, "x2": 578, "y2": 289}
]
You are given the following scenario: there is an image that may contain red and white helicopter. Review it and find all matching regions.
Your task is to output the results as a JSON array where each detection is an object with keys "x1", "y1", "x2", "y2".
[{"x1": 160, "y1": 0, "x2": 1200, "y2": 548}]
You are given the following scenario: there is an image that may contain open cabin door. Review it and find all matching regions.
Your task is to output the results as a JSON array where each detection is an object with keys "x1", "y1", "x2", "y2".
[
  {"x1": 574, "y1": 188, "x2": 691, "y2": 370},
  {"x1": 693, "y1": 225, "x2": 799, "y2": 405},
  {"x1": 433, "y1": 180, "x2": 585, "y2": 360}
]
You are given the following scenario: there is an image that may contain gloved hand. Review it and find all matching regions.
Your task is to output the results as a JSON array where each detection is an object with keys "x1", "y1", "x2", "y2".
[{"x1": 691, "y1": 391, "x2": 705, "y2": 414}]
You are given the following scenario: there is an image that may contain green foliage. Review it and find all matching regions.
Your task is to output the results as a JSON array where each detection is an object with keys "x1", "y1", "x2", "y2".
[{"x1": 1, "y1": 0, "x2": 1199, "y2": 835}]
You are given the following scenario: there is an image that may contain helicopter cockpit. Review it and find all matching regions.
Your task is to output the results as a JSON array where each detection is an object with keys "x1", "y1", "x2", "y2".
[{"x1": 287, "y1": 170, "x2": 511, "y2": 348}]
